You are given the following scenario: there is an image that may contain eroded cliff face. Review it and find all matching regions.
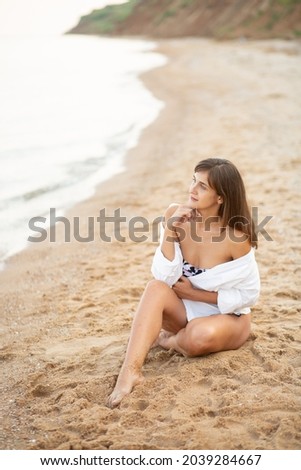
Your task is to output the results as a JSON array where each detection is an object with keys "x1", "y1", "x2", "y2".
[{"x1": 68, "y1": 0, "x2": 301, "y2": 39}]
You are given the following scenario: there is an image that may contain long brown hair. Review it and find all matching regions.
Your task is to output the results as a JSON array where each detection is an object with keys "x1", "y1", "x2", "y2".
[{"x1": 194, "y1": 158, "x2": 258, "y2": 248}]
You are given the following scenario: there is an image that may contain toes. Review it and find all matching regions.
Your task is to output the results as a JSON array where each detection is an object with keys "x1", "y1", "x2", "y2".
[
  {"x1": 106, "y1": 373, "x2": 145, "y2": 408},
  {"x1": 158, "y1": 334, "x2": 174, "y2": 350},
  {"x1": 159, "y1": 330, "x2": 174, "y2": 341},
  {"x1": 107, "y1": 392, "x2": 123, "y2": 409}
]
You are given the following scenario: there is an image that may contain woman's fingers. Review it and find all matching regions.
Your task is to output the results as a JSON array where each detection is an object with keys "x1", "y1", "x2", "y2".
[
  {"x1": 168, "y1": 205, "x2": 195, "y2": 227},
  {"x1": 173, "y1": 276, "x2": 191, "y2": 297}
]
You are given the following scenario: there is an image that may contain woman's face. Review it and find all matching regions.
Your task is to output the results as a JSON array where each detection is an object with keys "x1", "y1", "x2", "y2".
[{"x1": 188, "y1": 171, "x2": 222, "y2": 214}]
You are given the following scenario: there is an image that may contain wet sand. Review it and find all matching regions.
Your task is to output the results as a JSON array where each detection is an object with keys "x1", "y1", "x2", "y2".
[{"x1": 0, "y1": 38, "x2": 301, "y2": 450}]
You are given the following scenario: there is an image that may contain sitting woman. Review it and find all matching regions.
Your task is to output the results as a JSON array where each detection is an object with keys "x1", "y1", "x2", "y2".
[{"x1": 107, "y1": 157, "x2": 260, "y2": 408}]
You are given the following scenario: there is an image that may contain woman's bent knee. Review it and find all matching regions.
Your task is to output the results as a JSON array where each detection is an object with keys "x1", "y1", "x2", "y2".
[
  {"x1": 179, "y1": 324, "x2": 215, "y2": 357},
  {"x1": 141, "y1": 280, "x2": 174, "y2": 309},
  {"x1": 181, "y1": 316, "x2": 251, "y2": 356},
  {"x1": 145, "y1": 279, "x2": 170, "y2": 294}
]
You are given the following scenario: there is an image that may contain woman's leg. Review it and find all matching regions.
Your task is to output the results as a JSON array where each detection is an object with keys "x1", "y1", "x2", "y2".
[
  {"x1": 107, "y1": 280, "x2": 187, "y2": 408},
  {"x1": 158, "y1": 313, "x2": 251, "y2": 356}
]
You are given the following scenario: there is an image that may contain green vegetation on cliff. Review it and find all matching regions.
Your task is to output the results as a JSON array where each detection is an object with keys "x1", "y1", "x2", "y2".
[
  {"x1": 67, "y1": 0, "x2": 301, "y2": 39},
  {"x1": 68, "y1": 0, "x2": 140, "y2": 35}
]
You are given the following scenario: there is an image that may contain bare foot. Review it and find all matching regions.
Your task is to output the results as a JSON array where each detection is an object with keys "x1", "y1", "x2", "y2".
[
  {"x1": 157, "y1": 330, "x2": 176, "y2": 350},
  {"x1": 151, "y1": 329, "x2": 173, "y2": 349},
  {"x1": 107, "y1": 367, "x2": 144, "y2": 408}
]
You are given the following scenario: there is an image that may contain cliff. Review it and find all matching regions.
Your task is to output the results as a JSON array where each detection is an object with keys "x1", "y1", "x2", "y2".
[{"x1": 67, "y1": 0, "x2": 301, "y2": 40}]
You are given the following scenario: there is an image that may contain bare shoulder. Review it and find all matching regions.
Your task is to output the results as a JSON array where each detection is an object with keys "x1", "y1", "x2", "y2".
[
  {"x1": 162, "y1": 203, "x2": 180, "y2": 226},
  {"x1": 228, "y1": 228, "x2": 251, "y2": 259},
  {"x1": 161, "y1": 203, "x2": 180, "y2": 228}
]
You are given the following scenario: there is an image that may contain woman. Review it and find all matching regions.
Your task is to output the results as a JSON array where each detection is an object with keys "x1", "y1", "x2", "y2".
[{"x1": 107, "y1": 158, "x2": 260, "y2": 408}]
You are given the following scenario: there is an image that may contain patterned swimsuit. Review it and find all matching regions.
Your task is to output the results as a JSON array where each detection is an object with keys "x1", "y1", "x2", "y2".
[{"x1": 182, "y1": 260, "x2": 206, "y2": 277}]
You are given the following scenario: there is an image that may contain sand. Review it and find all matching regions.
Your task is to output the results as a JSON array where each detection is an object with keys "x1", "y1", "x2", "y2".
[{"x1": 0, "y1": 38, "x2": 301, "y2": 450}]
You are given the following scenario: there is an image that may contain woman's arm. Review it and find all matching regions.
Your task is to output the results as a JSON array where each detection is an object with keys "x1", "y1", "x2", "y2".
[
  {"x1": 160, "y1": 204, "x2": 195, "y2": 261},
  {"x1": 172, "y1": 276, "x2": 218, "y2": 304},
  {"x1": 151, "y1": 204, "x2": 196, "y2": 286},
  {"x1": 160, "y1": 204, "x2": 179, "y2": 261}
]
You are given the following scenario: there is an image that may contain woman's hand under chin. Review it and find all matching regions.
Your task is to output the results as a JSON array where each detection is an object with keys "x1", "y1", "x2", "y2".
[{"x1": 166, "y1": 204, "x2": 197, "y2": 230}]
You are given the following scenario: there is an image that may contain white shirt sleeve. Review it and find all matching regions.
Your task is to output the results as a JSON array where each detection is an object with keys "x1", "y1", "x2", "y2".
[
  {"x1": 151, "y1": 223, "x2": 183, "y2": 287},
  {"x1": 217, "y1": 286, "x2": 260, "y2": 314},
  {"x1": 151, "y1": 244, "x2": 183, "y2": 287}
]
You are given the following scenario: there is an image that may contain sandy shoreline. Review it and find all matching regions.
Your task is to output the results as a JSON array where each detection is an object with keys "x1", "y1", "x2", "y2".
[{"x1": 1, "y1": 38, "x2": 301, "y2": 450}]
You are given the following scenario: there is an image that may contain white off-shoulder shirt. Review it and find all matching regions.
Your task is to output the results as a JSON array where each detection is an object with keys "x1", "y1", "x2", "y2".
[{"x1": 151, "y1": 224, "x2": 260, "y2": 321}]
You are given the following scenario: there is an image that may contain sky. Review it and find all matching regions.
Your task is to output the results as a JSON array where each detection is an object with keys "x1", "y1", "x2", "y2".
[{"x1": 0, "y1": 0, "x2": 127, "y2": 36}]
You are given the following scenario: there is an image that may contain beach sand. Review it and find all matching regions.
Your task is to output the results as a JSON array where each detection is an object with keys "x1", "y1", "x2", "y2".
[{"x1": 0, "y1": 38, "x2": 301, "y2": 450}]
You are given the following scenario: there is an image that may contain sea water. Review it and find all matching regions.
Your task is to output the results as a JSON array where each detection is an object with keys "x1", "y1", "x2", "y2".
[{"x1": 0, "y1": 34, "x2": 166, "y2": 268}]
